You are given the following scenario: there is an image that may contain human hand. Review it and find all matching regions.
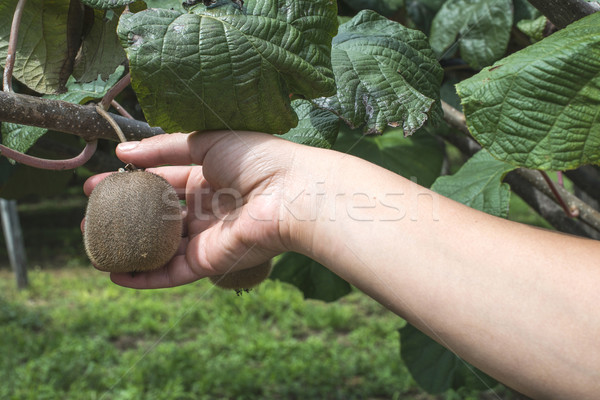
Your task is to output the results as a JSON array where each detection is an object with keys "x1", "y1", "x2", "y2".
[{"x1": 83, "y1": 131, "x2": 303, "y2": 289}]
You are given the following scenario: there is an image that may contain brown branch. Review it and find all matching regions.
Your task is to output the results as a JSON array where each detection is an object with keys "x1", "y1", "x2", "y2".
[
  {"x1": 565, "y1": 166, "x2": 600, "y2": 203},
  {"x1": 526, "y1": 0, "x2": 599, "y2": 29},
  {"x1": 0, "y1": 140, "x2": 97, "y2": 170},
  {"x1": 440, "y1": 100, "x2": 600, "y2": 237},
  {"x1": 441, "y1": 101, "x2": 469, "y2": 136},
  {"x1": 517, "y1": 168, "x2": 600, "y2": 232},
  {"x1": 0, "y1": 90, "x2": 165, "y2": 141},
  {"x1": 503, "y1": 172, "x2": 600, "y2": 240},
  {"x1": 3, "y1": 0, "x2": 27, "y2": 92}
]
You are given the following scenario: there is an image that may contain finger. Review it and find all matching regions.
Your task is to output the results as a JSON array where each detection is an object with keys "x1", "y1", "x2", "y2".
[
  {"x1": 145, "y1": 166, "x2": 196, "y2": 194},
  {"x1": 109, "y1": 254, "x2": 208, "y2": 289},
  {"x1": 83, "y1": 172, "x2": 113, "y2": 196},
  {"x1": 116, "y1": 132, "x2": 229, "y2": 167}
]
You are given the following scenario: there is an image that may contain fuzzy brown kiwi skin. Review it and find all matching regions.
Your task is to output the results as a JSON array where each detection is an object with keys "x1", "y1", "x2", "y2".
[
  {"x1": 84, "y1": 170, "x2": 182, "y2": 273},
  {"x1": 209, "y1": 261, "x2": 272, "y2": 292}
]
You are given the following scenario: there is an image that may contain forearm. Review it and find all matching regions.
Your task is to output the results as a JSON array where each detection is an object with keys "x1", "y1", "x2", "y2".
[{"x1": 284, "y1": 146, "x2": 600, "y2": 399}]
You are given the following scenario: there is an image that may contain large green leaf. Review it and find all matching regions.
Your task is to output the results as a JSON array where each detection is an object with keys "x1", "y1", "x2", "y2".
[
  {"x1": 144, "y1": 0, "x2": 185, "y2": 11},
  {"x1": 333, "y1": 126, "x2": 444, "y2": 188},
  {"x1": 431, "y1": 150, "x2": 516, "y2": 218},
  {"x1": 314, "y1": 10, "x2": 443, "y2": 136},
  {"x1": 429, "y1": 0, "x2": 513, "y2": 69},
  {"x1": 118, "y1": 0, "x2": 337, "y2": 134},
  {"x1": 271, "y1": 252, "x2": 351, "y2": 302},
  {"x1": 0, "y1": 0, "x2": 79, "y2": 93},
  {"x1": 81, "y1": 0, "x2": 136, "y2": 9},
  {"x1": 2, "y1": 67, "x2": 125, "y2": 154},
  {"x1": 73, "y1": 9, "x2": 127, "y2": 83},
  {"x1": 279, "y1": 100, "x2": 340, "y2": 149},
  {"x1": 400, "y1": 323, "x2": 498, "y2": 394},
  {"x1": 457, "y1": 12, "x2": 600, "y2": 171}
]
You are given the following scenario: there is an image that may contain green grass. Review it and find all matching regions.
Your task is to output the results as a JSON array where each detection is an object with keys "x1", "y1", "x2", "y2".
[{"x1": 0, "y1": 268, "x2": 424, "y2": 400}]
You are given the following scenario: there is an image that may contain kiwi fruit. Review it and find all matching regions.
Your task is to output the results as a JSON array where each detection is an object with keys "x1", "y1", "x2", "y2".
[
  {"x1": 209, "y1": 261, "x2": 272, "y2": 293},
  {"x1": 84, "y1": 170, "x2": 182, "y2": 273}
]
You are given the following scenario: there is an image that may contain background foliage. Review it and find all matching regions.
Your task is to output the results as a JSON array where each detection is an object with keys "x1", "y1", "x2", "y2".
[{"x1": 1, "y1": 0, "x2": 599, "y2": 397}]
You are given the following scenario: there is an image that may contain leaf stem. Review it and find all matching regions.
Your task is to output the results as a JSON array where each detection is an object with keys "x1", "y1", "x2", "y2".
[
  {"x1": 3, "y1": 0, "x2": 27, "y2": 92},
  {"x1": 539, "y1": 171, "x2": 579, "y2": 217},
  {"x1": 557, "y1": 171, "x2": 564, "y2": 187},
  {"x1": 100, "y1": 73, "x2": 131, "y2": 110}
]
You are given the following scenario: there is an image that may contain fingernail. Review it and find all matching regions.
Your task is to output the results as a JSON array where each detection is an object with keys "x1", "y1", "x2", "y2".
[{"x1": 118, "y1": 141, "x2": 140, "y2": 151}]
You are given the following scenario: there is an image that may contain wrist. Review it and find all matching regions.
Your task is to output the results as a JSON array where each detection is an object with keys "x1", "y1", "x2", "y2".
[{"x1": 277, "y1": 145, "x2": 344, "y2": 258}]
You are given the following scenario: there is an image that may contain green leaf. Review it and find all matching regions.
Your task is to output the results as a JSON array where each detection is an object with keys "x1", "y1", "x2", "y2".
[
  {"x1": 431, "y1": 151, "x2": 516, "y2": 218},
  {"x1": 333, "y1": 125, "x2": 444, "y2": 188},
  {"x1": 516, "y1": 15, "x2": 547, "y2": 44},
  {"x1": 271, "y1": 252, "x2": 351, "y2": 302},
  {"x1": 73, "y1": 9, "x2": 127, "y2": 83},
  {"x1": 144, "y1": 0, "x2": 185, "y2": 11},
  {"x1": 51, "y1": 65, "x2": 125, "y2": 105},
  {"x1": 456, "y1": 12, "x2": 600, "y2": 171},
  {"x1": 1, "y1": 124, "x2": 46, "y2": 159},
  {"x1": 314, "y1": 10, "x2": 443, "y2": 136},
  {"x1": 400, "y1": 323, "x2": 498, "y2": 394},
  {"x1": 342, "y1": 0, "x2": 405, "y2": 17},
  {"x1": 81, "y1": 0, "x2": 136, "y2": 9},
  {"x1": 429, "y1": 0, "x2": 513, "y2": 69},
  {"x1": 0, "y1": 0, "x2": 77, "y2": 93},
  {"x1": 405, "y1": 0, "x2": 445, "y2": 34},
  {"x1": 118, "y1": 0, "x2": 338, "y2": 134},
  {"x1": 2, "y1": 67, "x2": 124, "y2": 154},
  {"x1": 279, "y1": 100, "x2": 340, "y2": 149}
]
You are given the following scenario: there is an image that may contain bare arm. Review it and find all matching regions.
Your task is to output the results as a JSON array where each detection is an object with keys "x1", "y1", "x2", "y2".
[
  {"x1": 282, "y1": 145, "x2": 600, "y2": 400},
  {"x1": 90, "y1": 131, "x2": 600, "y2": 399}
]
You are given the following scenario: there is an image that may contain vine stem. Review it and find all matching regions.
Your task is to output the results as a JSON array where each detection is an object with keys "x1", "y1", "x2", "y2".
[
  {"x1": 557, "y1": 171, "x2": 564, "y2": 187},
  {"x1": 111, "y1": 100, "x2": 134, "y2": 119},
  {"x1": 3, "y1": 0, "x2": 27, "y2": 92},
  {"x1": 100, "y1": 73, "x2": 131, "y2": 110},
  {"x1": 0, "y1": 0, "x2": 100, "y2": 171},
  {"x1": 0, "y1": 140, "x2": 97, "y2": 171},
  {"x1": 96, "y1": 105, "x2": 127, "y2": 143}
]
